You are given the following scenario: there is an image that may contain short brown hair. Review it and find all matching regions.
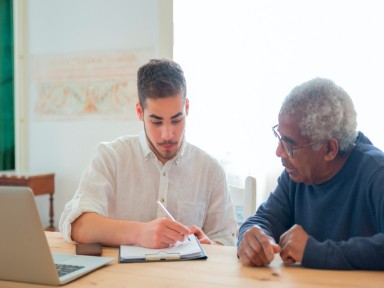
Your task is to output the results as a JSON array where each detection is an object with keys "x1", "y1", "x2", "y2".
[{"x1": 137, "y1": 58, "x2": 187, "y2": 109}]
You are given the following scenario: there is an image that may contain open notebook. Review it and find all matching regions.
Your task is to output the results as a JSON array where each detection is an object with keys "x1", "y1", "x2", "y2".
[
  {"x1": 119, "y1": 234, "x2": 207, "y2": 262},
  {"x1": 0, "y1": 186, "x2": 114, "y2": 286}
]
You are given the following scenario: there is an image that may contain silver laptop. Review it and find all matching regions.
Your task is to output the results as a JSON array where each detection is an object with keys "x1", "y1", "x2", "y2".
[{"x1": 0, "y1": 186, "x2": 114, "y2": 286}]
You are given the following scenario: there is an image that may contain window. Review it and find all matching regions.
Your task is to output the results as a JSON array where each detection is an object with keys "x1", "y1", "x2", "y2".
[
  {"x1": 0, "y1": 0, "x2": 15, "y2": 171},
  {"x1": 174, "y1": 0, "x2": 384, "y2": 204}
]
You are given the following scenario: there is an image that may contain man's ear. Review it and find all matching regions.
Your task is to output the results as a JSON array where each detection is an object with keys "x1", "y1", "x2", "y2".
[
  {"x1": 324, "y1": 138, "x2": 339, "y2": 161},
  {"x1": 136, "y1": 101, "x2": 144, "y2": 121},
  {"x1": 185, "y1": 98, "x2": 189, "y2": 116}
]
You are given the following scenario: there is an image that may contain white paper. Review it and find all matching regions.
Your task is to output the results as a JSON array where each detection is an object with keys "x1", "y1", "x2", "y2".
[{"x1": 120, "y1": 235, "x2": 204, "y2": 260}]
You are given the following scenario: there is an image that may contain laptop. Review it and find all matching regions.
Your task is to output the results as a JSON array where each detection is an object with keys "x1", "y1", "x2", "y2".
[{"x1": 0, "y1": 186, "x2": 114, "y2": 285}]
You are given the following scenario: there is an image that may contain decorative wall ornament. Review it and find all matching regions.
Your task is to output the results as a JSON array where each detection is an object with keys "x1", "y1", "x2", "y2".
[{"x1": 33, "y1": 49, "x2": 154, "y2": 120}]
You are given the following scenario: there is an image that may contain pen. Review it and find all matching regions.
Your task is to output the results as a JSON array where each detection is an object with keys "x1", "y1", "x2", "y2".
[
  {"x1": 156, "y1": 200, "x2": 176, "y2": 221},
  {"x1": 156, "y1": 200, "x2": 190, "y2": 241}
]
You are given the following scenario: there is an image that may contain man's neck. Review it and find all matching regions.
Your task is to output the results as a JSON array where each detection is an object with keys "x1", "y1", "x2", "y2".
[{"x1": 314, "y1": 145, "x2": 356, "y2": 185}]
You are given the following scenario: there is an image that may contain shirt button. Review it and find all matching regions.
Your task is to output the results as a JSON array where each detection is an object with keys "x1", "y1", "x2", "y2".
[
  {"x1": 163, "y1": 172, "x2": 166, "y2": 176},
  {"x1": 160, "y1": 198, "x2": 165, "y2": 203}
]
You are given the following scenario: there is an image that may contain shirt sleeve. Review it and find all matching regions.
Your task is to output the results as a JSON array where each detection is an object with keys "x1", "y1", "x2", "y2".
[
  {"x1": 59, "y1": 143, "x2": 115, "y2": 243},
  {"x1": 202, "y1": 165, "x2": 238, "y2": 246}
]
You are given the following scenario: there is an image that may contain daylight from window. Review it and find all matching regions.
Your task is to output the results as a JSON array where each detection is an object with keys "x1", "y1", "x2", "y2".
[{"x1": 174, "y1": 0, "x2": 384, "y2": 204}]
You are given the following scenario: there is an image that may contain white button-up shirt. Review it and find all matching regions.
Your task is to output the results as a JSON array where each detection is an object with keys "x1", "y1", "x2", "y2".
[{"x1": 59, "y1": 131, "x2": 237, "y2": 246}]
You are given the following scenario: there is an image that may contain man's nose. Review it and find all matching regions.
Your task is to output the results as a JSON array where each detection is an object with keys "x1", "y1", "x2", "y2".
[
  {"x1": 161, "y1": 125, "x2": 174, "y2": 140},
  {"x1": 276, "y1": 140, "x2": 288, "y2": 158}
]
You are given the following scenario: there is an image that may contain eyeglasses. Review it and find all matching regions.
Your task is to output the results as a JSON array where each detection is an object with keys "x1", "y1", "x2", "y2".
[{"x1": 272, "y1": 125, "x2": 314, "y2": 158}]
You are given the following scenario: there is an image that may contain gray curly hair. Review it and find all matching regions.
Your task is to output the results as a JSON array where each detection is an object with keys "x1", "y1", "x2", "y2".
[{"x1": 279, "y1": 78, "x2": 357, "y2": 154}]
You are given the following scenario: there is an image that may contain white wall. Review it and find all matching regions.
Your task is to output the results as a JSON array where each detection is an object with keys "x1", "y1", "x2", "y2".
[
  {"x1": 22, "y1": 0, "x2": 172, "y2": 228},
  {"x1": 174, "y1": 0, "x2": 384, "y2": 208}
]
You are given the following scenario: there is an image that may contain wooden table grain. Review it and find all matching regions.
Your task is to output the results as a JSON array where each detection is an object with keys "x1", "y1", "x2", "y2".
[{"x1": 1, "y1": 232, "x2": 382, "y2": 288}]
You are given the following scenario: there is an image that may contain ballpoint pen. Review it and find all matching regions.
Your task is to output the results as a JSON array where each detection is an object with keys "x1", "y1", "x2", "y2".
[
  {"x1": 156, "y1": 200, "x2": 176, "y2": 221},
  {"x1": 156, "y1": 200, "x2": 190, "y2": 241}
]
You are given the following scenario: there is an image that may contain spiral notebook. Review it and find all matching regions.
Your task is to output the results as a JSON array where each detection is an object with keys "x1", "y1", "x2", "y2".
[{"x1": 119, "y1": 234, "x2": 207, "y2": 262}]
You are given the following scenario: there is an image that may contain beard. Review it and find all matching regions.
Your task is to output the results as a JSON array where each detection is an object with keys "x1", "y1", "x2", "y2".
[{"x1": 143, "y1": 124, "x2": 184, "y2": 162}]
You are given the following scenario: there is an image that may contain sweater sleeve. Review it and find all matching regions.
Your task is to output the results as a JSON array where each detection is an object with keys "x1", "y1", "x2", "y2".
[
  {"x1": 303, "y1": 233, "x2": 384, "y2": 270},
  {"x1": 238, "y1": 172, "x2": 292, "y2": 246}
]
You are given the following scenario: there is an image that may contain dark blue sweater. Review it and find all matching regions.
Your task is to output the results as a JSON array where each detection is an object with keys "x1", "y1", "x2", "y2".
[{"x1": 238, "y1": 132, "x2": 384, "y2": 270}]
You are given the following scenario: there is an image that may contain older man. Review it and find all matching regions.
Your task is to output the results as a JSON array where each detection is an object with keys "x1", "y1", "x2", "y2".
[{"x1": 238, "y1": 78, "x2": 384, "y2": 270}]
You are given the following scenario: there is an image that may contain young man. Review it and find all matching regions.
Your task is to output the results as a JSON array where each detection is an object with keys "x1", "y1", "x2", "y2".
[
  {"x1": 59, "y1": 59, "x2": 237, "y2": 248},
  {"x1": 237, "y1": 78, "x2": 384, "y2": 270}
]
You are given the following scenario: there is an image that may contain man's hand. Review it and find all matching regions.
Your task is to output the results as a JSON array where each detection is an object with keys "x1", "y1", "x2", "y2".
[
  {"x1": 279, "y1": 224, "x2": 309, "y2": 265},
  {"x1": 238, "y1": 225, "x2": 281, "y2": 267},
  {"x1": 189, "y1": 225, "x2": 217, "y2": 244},
  {"x1": 137, "y1": 218, "x2": 191, "y2": 249}
]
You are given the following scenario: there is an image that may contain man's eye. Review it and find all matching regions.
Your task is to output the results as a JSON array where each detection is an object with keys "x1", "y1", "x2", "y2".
[
  {"x1": 282, "y1": 140, "x2": 294, "y2": 150},
  {"x1": 152, "y1": 121, "x2": 162, "y2": 126},
  {"x1": 284, "y1": 142, "x2": 293, "y2": 149},
  {"x1": 281, "y1": 138, "x2": 294, "y2": 147},
  {"x1": 172, "y1": 119, "x2": 182, "y2": 124},
  {"x1": 285, "y1": 143, "x2": 293, "y2": 150}
]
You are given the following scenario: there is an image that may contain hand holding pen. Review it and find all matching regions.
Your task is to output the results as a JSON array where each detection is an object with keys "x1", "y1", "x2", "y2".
[
  {"x1": 156, "y1": 200, "x2": 191, "y2": 242},
  {"x1": 156, "y1": 201, "x2": 215, "y2": 245},
  {"x1": 136, "y1": 209, "x2": 190, "y2": 249}
]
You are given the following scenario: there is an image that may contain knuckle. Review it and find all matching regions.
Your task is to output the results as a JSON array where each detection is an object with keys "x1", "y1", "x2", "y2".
[{"x1": 259, "y1": 236, "x2": 271, "y2": 247}]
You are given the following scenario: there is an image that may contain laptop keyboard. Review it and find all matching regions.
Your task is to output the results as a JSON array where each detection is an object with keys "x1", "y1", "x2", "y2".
[{"x1": 55, "y1": 264, "x2": 85, "y2": 277}]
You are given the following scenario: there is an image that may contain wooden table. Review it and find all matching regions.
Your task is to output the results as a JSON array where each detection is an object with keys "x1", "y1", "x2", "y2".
[
  {"x1": 0, "y1": 172, "x2": 55, "y2": 231},
  {"x1": 0, "y1": 232, "x2": 383, "y2": 288}
]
